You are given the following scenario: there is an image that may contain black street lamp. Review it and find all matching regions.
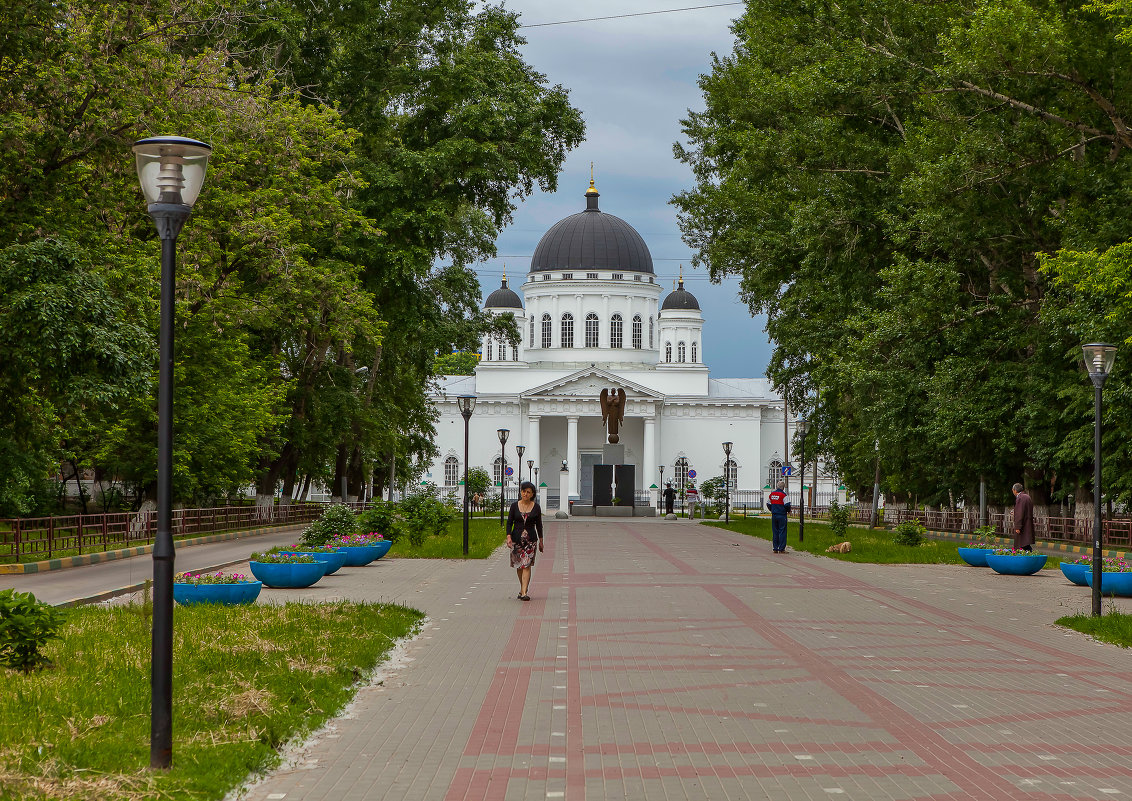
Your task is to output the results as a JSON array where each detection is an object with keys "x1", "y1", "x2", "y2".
[
  {"x1": 457, "y1": 395, "x2": 476, "y2": 556},
  {"x1": 722, "y1": 442, "x2": 733, "y2": 524},
  {"x1": 1083, "y1": 343, "x2": 1117, "y2": 617},
  {"x1": 658, "y1": 465, "x2": 665, "y2": 514},
  {"x1": 497, "y1": 428, "x2": 509, "y2": 526},
  {"x1": 797, "y1": 418, "x2": 810, "y2": 544},
  {"x1": 515, "y1": 444, "x2": 525, "y2": 486},
  {"x1": 533, "y1": 466, "x2": 540, "y2": 493},
  {"x1": 527, "y1": 458, "x2": 534, "y2": 483},
  {"x1": 132, "y1": 135, "x2": 212, "y2": 770}
]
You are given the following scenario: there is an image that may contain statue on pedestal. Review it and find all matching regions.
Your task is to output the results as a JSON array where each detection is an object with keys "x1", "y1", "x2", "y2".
[{"x1": 599, "y1": 387, "x2": 626, "y2": 444}]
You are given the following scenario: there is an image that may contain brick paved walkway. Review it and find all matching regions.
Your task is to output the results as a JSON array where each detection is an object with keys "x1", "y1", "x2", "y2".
[{"x1": 234, "y1": 517, "x2": 1132, "y2": 801}]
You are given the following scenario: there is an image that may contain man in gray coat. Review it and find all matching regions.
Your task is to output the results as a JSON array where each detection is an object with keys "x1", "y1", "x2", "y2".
[{"x1": 1012, "y1": 482, "x2": 1034, "y2": 552}]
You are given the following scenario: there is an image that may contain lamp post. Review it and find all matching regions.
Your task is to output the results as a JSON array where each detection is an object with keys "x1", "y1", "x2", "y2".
[
  {"x1": 722, "y1": 442, "x2": 733, "y2": 523},
  {"x1": 527, "y1": 458, "x2": 534, "y2": 483},
  {"x1": 1083, "y1": 343, "x2": 1117, "y2": 617},
  {"x1": 497, "y1": 428, "x2": 509, "y2": 526},
  {"x1": 796, "y1": 418, "x2": 809, "y2": 544},
  {"x1": 457, "y1": 395, "x2": 476, "y2": 556},
  {"x1": 658, "y1": 465, "x2": 665, "y2": 514},
  {"x1": 533, "y1": 466, "x2": 540, "y2": 496},
  {"x1": 560, "y1": 459, "x2": 568, "y2": 512},
  {"x1": 132, "y1": 135, "x2": 211, "y2": 770},
  {"x1": 515, "y1": 445, "x2": 525, "y2": 486}
]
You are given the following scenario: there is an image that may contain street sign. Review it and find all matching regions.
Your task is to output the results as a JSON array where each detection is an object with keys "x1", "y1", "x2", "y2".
[
  {"x1": 505, "y1": 466, "x2": 514, "y2": 477},
  {"x1": 781, "y1": 464, "x2": 793, "y2": 477},
  {"x1": 688, "y1": 469, "x2": 697, "y2": 479}
]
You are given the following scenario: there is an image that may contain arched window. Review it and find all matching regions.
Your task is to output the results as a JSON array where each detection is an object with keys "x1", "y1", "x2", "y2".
[
  {"x1": 632, "y1": 315, "x2": 642, "y2": 349},
  {"x1": 512, "y1": 345, "x2": 518, "y2": 361},
  {"x1": 674, "y1": 457, "x2": 689, "y2": 490},
  {"x1": 585, "y1": 313, "x2": 599, "y2": 347},
  {"x1": 725, "y1": 458, "x2": 737, "y2": 491},
  {"x1": 529, "y1": 317, "x2": 535, "y2": 347},
  {"x1": 610, "y1": 314, "x2": 623, "y2": 348},
  {"x1": 691, "y1": 341, "x2": 698, "y2": 363},
  {"x1": 768, "y1": 459, "x2": 783, "y2": 487},
  {"x1": 494, "y1": 456, "x2": 504, "y2": 488},
  {"x1": 649, "y1": 316, "x2": 654, "y2": 348},
  {"x1": 665, "y1": 342, "x2": 672, "y2": 362},
  {"x1": 678, "y1": 342, "x2": 686, "y2": 363},
  {"x1": 561, "y1": 313, "x2": 574, "y2": 348},
  {"x1": 444, "y1": 456, "x2": 460, "y2": 487},
  {"x1": 486, "y1": 341, "x2": 493, "y2": 361},
  {"x1": 541, "y1": 313, "x2": 552, "y2": 348}
]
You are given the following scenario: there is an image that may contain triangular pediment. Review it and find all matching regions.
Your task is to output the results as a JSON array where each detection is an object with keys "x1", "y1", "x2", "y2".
[{"x1": 525, "y1": 367, "x2": 664, "y2": 400}]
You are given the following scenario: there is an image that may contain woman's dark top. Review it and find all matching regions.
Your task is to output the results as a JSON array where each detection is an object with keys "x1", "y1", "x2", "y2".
[{"x1": 506, "y1": 501, "x2": 544, "y2": 541}]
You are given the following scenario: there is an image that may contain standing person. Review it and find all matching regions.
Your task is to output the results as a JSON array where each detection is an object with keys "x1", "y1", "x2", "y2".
[
  {"x1": 766, "y1": 481, "x2": 792, "y2": 553},
  {"x1": 663, "y1": 482, "x2": 676, "y2": 515},
  {"x1": 1012, "y1": 482, "x2": 1034, "y2": 552},
  {"x1": 506, "y1": 481, "x2": 545, "y2": 601}
]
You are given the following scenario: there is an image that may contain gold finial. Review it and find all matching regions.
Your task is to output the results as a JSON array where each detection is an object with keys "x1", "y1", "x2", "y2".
[
  {"x1": 502, "y1": 264, "x2": 507, "y2": 284},
  {"x1": 678, "y1": 265, "x2": 684, "y2": 290},
  {"x1": 586, "y1": 161, "x2": 598, "y2": 195}
]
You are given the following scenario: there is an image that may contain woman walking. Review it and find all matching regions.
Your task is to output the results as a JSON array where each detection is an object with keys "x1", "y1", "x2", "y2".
[{"x1": 506, "y1": 481, "x2": 544, "y2": 600}]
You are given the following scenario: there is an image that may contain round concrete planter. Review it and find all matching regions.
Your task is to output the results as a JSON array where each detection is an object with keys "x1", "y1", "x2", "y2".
[
  {"x1": 1059, "y1": 562, "x2": 1091, "y2": 586},
  {"x1": 337, "y1": 540, "x2": 391, "y2": 566},
  {"x1": 280, "y1": 549, "x2": 349, "y2": 575},
  {"x1": 249, "y1": 560, "x2": 328, "y2": 588},
  {"x1": 173, "y1": 581, "x2": 262, "y2": 606},
  {"x1": 1084, "y1": 570, "x2": 1132, "y2": 596},
  {"x1": 957, "y1": 547, "x2": 991, "y2": 567},
  {"x1": 986, "y1": 553, "x2": 1048, "y2": 576}
]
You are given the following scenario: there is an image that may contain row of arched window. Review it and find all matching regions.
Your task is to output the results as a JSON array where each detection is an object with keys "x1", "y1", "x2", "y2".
[
  {"x1": 484, "y1": 341, "x2": 518, "y2": 361},
  {"x1": 670, "y1": 457, "x2": 737, "y2": 491},
  {"x1": 663, "y1": 341, "x2": 698, "y2": 363},
  {"x1": 528, "y1": 313, "x2": 655, "y2": 349},
  {"x1": 442, "y1": 456, "x2": 515, "y2": 487}
]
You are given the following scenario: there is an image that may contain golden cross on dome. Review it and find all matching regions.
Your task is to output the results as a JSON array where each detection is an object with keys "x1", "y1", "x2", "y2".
[{"x1": 587, "y1": 161, "x2": 597, "y2": 195}]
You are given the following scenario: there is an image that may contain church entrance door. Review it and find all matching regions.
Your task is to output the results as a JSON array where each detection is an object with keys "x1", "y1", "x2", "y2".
[{"x1": 579, "y1": 452, "x2": 602, "y2": 503}]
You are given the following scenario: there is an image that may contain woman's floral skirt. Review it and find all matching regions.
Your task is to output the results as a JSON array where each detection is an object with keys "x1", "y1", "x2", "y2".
[{"x1": 510, "y1": 532, "x2": 536, "y2": 569}]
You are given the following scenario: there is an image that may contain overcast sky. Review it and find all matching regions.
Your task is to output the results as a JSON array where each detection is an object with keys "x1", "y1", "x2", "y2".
[{"x1": 471, "y1": 0, "x2": 774, "y2": 379}]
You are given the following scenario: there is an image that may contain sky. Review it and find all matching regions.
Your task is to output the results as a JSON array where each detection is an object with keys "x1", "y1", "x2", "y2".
[{"x1": 471, "y1": 0, "x2": 774, "y2": 379}]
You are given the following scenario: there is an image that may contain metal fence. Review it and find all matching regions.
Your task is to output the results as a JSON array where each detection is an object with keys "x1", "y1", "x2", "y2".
[
  {"x1": 871, "y1": 507, "x2": 1132, "y2": 549},
  {"x1": 0, "y1": 501, "x2": 370, "y2": 564}
]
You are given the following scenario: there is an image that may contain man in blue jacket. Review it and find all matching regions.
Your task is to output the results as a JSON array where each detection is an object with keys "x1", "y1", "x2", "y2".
[{"x1": 766, "y1": 481, "x2": 791, "y2": 553}]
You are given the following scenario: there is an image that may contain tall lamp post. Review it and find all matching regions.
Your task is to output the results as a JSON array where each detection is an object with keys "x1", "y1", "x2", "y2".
[
  {"x1": 457, "y1": 395, "x2": 476, "y2": 556},
  {"x1": 658, "y1": 465, "x2": 665, "y2": 514},
  {"x1": 797, "y1": 418, "x2": 810, "y2": 544},
  {"x1": 1083, "y1": 343, "x2": 1117, "y2": 617},
  {"x1": 132, "y1": 135, "x2": 212, "y2": 770},
  {"x1": 515, "y1": 444, "x2": 525, "y2": 487},
  {"x1": 497, "y1": 428, "x2": 509, "y2": 526},
  {"x1": 722, "y1": 442, "x2": 733, "y2": 523},
  {"x1": 527, "y1": 458, "x2": 534, "y2": 483}
]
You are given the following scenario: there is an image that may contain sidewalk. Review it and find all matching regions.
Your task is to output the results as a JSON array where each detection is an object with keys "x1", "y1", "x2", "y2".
[{"x1": 227, "y1": 517, "x2": 1132, "y2": 801}]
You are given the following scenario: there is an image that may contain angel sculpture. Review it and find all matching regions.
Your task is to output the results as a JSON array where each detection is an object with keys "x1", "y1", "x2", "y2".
[{"x1": 599, "y1": 387, "x2": 627, "y2": 444}]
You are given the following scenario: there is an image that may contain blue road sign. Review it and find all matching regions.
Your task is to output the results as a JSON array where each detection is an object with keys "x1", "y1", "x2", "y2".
[
  {"x1": 781, "y1": 464, "x2": 793, "y2": 477},
  {"x1": 505, "y1": 466, "x2": 514, "y2": 477},
  {"x1": 688, "y1": 469, "x2": 697, "y2": 479}
]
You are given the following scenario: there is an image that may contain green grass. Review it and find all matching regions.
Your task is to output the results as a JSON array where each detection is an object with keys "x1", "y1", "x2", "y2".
[
  {"x1": 1055, "y1": 612, "x2": 1132, "y2": 647},
  {"x1": 391, "y1": 517, "x2": 506, "y2": 559},
  {"x1": 704, "y1": 517, "x2": 1064, "y2": 567},
  {"x1": 0, "y1": 600, "x2": 423, "y2": 800}
]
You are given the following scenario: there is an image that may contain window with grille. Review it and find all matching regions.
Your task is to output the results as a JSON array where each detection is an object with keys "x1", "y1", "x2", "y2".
[
  {"x1": 665, "y1": 342, "x2": 672, "y2": 362},
  {"x1": 634, "y1": 275, "x2": 642, "y2": 281},
  {"x1": 585, "y1": 313, "x2": 599, "y2": 347},
  {"x1": 768, "y1": 459, "x2": 783, "y2": 487},
  {"x1": 486, "y1": 341, "x2": 493, "y2": 361},
  {"x1": 541, "y1": 313, "x2": 552, "y2": 348},
  {"x1": 529, "y1": 317, "x2": 534, "y2": 347},
  {"x1": 674, "y1": 457, "x2": 689, "y2": 490},
  {"x1": 562, "y1": 273, "x2": 573, "y2": 280},
  {"x1": 561, "y1": 313, "x2": 574, "y2": 347},
  {"x1": 691, "y1": 341, "x2": 698, "y2": 362},
  {"x1": 586, "y1": 272, "x2": 598, "y2": 279},
  {"x1": 610, "y1": 314, "x2": 623, "y2": 348},
  {"x1": 678, "y1": 342, "x2": 686, "y2": 363},
  {"x1": 612, "y1": 273, "x2": 623, "y2": 280},
  {"x1": 541, "y1": 273, "x2": 550, "y2": 281},
  {"x1": 444, "y1": 456, "x2": 459, "y2": 487},
  {"x1": 493, "y1": 456, "x2": 504, "y2": 487},
  {"x1": 725, "y1": 459, "x2": 737, "y2": 491},
  {"x1": 632, "y1": 315, "x2": 642, "y2": 348},
  {"x1": 649, "y1": 317, "x2": 654, "y2": 348}
]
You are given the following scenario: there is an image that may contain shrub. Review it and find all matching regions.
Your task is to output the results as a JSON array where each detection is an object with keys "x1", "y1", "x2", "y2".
[
  {"x1": 828, "y1": 499, "x2": 851, "y2": 540},
  {"x1": 399, "y1": 489, "x2": 455, "y2": 547},
  {"x1": 892, "y1": 520, "x2": 926, "y2": 547},
  {"x1": 357, "y1": 501, "x2": 399, "y2": 541},
  {"x1": 0, "y1": 589, "x2": 66, "y2": 673},
  {"x1": 300, "y1": 504, "x2": 358, "y2": 546}
]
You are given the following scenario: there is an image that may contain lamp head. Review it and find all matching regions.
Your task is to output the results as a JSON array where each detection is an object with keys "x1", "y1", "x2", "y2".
[
  {"x1": 1082, "y1": 343, "x2": 1117, "y2": 385},
  {"x1": 515, "y1": 444, "x2": 525, "y2": 459},
  {"x1": 797, "y1": 417, "x2": 809, "y2": 435},
  {"x1": 722, "y1": 440, "x2": 733, "y2": 457},
  {"x1": 561, "y1": 459, "x2": 568, "y2": 472},
  {"x1": 497, "y1": 428, "x2": 509, "y2": 446},
  {"x1": 457, "y1": 394, "x2": 476, "y2": 419},
  {"x1": 133, "y1": 136, "x2": 211, "y2": 208},
  {"x1": 527, "y1": 459, "x2": 534, "y2": 469}
]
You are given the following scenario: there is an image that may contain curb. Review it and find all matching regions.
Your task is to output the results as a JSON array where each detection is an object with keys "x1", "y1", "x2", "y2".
[{"x1": 0, "y1": 524, "x2": 306, "y2": 575}]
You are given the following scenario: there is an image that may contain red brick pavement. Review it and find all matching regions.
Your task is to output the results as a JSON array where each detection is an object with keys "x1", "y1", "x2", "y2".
[{"x1": 241, "y1": 518, "x2": 1132, "y2": 801}]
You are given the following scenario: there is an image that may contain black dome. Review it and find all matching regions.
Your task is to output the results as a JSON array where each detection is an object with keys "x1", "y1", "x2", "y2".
[
  {"x1": 529, "y1": 186, "x2": 654, "y2": 274},
  {"x1": 484, "y1": 277, "x2": 522, "y2": 309},
  {"x1": 661, "y1": 276, "x2": 700, "y2": 311}
]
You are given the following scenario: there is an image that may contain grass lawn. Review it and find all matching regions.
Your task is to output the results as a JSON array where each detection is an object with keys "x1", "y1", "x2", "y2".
[
  {"x1": 1055, "y1": 612, "x2": 1132, "y2": 647},
  {"x1": 1, "y1": 600, "x2": 422, "y2": 800},
  {"x1": 703, "y1": 517, "x2": 1065, "y2": 568},
  {"x1": 391, "y1": 517, "x2": 506, "y2": 559}
]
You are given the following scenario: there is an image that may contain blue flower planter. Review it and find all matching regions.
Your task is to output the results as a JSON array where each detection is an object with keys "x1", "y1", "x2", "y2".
[
  {"x1": 280, "y1": 549, "x2": 348, "y2": 575},
  {"x1": 173, "y1": 581, "x2": 262, "y2": 606},
  {"x1": 957, "y1": 547, "x2": 991, "y2": 567},
  {"x1": 338, "y1": 540, "x2": 392, "y2": 566},
  {"x1": 1084, "y1": 570, "x2": 1132, "y2": 597},
  {"x1": 1059, "y1": 562, "x2": 1091, "y2": 586},
  {"x1": 986, "y1": 553, "x2": 1048, "y2": 576},
  {"x1": 249, "y1": 560, "x2": 328, "y2": 588}
]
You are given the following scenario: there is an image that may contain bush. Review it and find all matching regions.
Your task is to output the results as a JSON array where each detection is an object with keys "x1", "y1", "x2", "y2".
[
  {"x1": 357, "y1": 501, "x2": 400, "y2": 542},
  {"x1": 828, "y1": 499, "x2": 851, "y2": 540},
  {"x1": 398, "y1": 489, "x2": 457, "y2": 547},
  {"x1": 300, "y1": 504, "x2": 358, "y2": 546},
  {"x1": 0, "y1": 589, "x2": 65, "y2": 673},
  {"x1": 893, "y1": 520, "x2": 926, "y2": 547}
]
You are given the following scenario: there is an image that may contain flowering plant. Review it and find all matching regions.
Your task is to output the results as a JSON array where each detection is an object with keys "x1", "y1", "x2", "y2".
[
  {"x1": 992, "y1": 548, "x2": 1040, "y2": 556},
  {"x1": 174, "y1": 571, "x2": 254, "y2": 585},
  {"x1": 1099, "y1": 559, "x2": 1131, "y2": 573},
  {"x1": 270, "y1": 543, "x2": 339, "y2": 554},
  {"x1": 249, "y1": 552, "x2": 317, "y2": 564},
  {"x1": 332, "y1": 533, "x2": 384, "y2": 547},
  {"x1": 966, "y1": 525, "x2": 998, "y2": 549}
]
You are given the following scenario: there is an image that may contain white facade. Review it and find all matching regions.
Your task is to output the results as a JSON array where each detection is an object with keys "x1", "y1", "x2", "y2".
[{"x1": 426, "y1": 185, "x2": 832, "y2": 506}]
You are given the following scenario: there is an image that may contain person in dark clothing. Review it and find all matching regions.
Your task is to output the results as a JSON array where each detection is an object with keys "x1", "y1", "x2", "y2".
[
  {"x1": 506, "y1": 481, "x2": 544, "y2": 600},
  {"x1": 766, "y1": 481, "x2": 791, "y2": 553},
  {"x1": 663, "y1": 482, "x2": 676, "y2": 515},
  {"x1": 1012, "y1": 482, "x2": 1034, "y2": 552}
]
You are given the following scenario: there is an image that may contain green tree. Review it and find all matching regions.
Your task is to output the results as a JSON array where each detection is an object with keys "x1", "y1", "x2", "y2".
[{"x1": 434, "y1": 351, "x2": 480, "y2": 376}]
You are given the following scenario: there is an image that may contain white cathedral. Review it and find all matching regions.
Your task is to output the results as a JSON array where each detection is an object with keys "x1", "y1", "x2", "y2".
[{"x1": 427, "y1": 180, "x2": 827, "y2": 512}]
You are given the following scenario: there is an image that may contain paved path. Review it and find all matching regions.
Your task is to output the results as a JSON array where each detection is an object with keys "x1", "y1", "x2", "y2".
[{"x1": 224, "y1": 518, "x2": 1132, "y2": 801}]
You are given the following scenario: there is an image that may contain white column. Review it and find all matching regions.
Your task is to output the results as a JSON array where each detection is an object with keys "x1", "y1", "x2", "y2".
[
  {"x1": 643, "y1": 415, "x2": 656, "y2": 493},
  {"x1": 567, "y1": 415, "x2": 579, "y2": 499},
  {"x1": 528, "y1": 415, "x2": 541, "y2": 486}
]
